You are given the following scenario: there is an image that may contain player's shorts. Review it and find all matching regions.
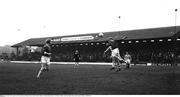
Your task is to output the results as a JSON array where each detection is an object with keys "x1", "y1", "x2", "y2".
[
  {"x1": 125, "y1": 59, "x2": 131, "y2": 64},
  {"x1": 111, "y1": 48, "x2": 120, "y2": 57},
  {"x1": 41, "y1": 56, "x2": 50, "y2": 65},
  {"x1": 74, "y1": 58, "x2": 80, "y2": 62}
]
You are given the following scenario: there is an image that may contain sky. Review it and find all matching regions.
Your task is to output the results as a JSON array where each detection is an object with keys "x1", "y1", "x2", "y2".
[{"x1": 0, "y1": 0, "x2": 180, "y2": 46}]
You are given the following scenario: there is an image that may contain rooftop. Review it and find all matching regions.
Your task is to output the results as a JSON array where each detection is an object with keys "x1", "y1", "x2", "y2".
[{"x1": 12, "y1": 26, "x2": 180, "y2": 47}]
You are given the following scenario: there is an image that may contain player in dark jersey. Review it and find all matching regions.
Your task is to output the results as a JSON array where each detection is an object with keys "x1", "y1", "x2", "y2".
[
  {"x1": 37, "y1": 39, "x2": 52, "y2": 78},
  {"x1": 104, "y1": 37, "x2": 124, "y2": 72},
  {"x1": 73, "y1": 50, "x2": 80, "y2": 68}
]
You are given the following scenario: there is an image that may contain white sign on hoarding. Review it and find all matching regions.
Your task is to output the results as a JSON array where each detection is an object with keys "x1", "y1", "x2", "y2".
[
  {"x1": 61, "y1": 35, "x2": 94, "y2": 41},
  {"x1": 51, "y1": 38, "x2": 61, "y2": 42}
]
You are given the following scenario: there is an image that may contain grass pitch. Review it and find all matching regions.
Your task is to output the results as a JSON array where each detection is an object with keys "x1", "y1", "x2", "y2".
[{"x1": 0, "y1": 62, "x2": 180, "y2": 95}]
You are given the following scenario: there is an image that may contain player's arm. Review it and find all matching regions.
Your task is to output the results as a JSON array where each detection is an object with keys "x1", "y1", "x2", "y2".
[
  {"x1": 119, "y1": 54, "x2": 124, "y2": 61},
  {"x1": 44, "y1": 52, "x2": 52, "y2": 55},
  {"x1": 42, "y1": 46, "x2": 51, "y2": 55},
  {"x1": 104, "y1": 46, "x2": 112, "y2": 54}
]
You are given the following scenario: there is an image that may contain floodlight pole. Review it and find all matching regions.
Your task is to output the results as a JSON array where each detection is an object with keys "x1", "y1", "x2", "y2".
[
  {"x1": 118, "y1": 16, "x2": 121, "y2": 30},
  {"x1": 173, "y1": 9, "x2": 178, "y2": 66},
  {"x1": 175, "y1": 9, "x2": 178, "y2": 28}
]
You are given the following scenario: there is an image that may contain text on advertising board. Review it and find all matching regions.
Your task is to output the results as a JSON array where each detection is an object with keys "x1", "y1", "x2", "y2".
[{"x1": 61, "y1": 35, "x2": 94, "y2": 41}]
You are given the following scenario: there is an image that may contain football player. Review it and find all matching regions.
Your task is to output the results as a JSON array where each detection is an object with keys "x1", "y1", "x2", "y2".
[
  {"x1": 124, "y1": 52, "x2": 132, "y2": 69},
  {"x1": 104, "y1": 37, "x2": 124, "y2": 72},
  {"x1": 37, "y1": 39, "x2": 52, "y2": 78},
  {"x1": 73, "y1": 50, "x2": 80, "y2": 68}
]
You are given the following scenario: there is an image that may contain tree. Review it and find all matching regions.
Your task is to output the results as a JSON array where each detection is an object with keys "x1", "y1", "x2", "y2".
[
  {"x1": 2, "y1": 53, "x2": 8, "y2": 60},
  {"x1": 10, "y1": 51, "x2": 16, "y2": 61}
]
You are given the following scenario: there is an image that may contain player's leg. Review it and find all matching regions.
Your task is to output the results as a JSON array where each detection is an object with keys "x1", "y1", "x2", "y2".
[
  {"x1": 114, "y1": 49, "x2": 121, "y2": 72},
  {"x1": 45, "y1": 57, "x2": 51, "y2": 71},
  {"x1": 37, "y1": 63, "x2": 45, "y2": 78},
  {"x1": 45, "y1": 64, "x2": 50, "y2": 71},
  {"x1": 76, "y1": 59, "x2": 79, "y2": 66},
  {"x1": 74, "y1": 58, "x2": 79, "y2": 68},
  {"x1": 74, "y1": 62, "x2": 76, "y2": 68},
  {"x1": 37, "y1": 56, "x2": 44, "y2": 78},
  {"x1": 110, "y1": 49, "x2": 116, "y2": 70},
  {"x1": 126, "y1": 63, "x2": 129, "y2": 68},
  {"x1": 125, "y1": 60, "x2": 129, "y2": 68},
  {"x1": 110, "y1": 57, "x2": 116, "y2": 70},
  {"x1": 37, "y1": 56, "x2": 49, "y2": 78},
  {"x1": 128, "y1": 60, "x2": 131, "y2": 68},
  {"x1": 127, "y1": 59, "x2": 131, "y2": 68},
  {"x1": 76, "y1": 61, "x2": 79, "y2": 66},
  {"x1": 115, "y1": 60, "x2": 118, "y2": 72},
  {"x1": 74, "y1": 58, "x2": 77, "y2": 67},
  {"x1": 74, "y1": 62, "x2": 77, "y2": 68},
  {"x1": 115, "y1": 57, "x2": 121, "y2": 72}
]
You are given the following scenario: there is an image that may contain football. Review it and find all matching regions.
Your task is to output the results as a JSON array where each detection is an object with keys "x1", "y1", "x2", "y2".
[{"x1": 98, "y1": 32, "x2": 104, "y2": 37}]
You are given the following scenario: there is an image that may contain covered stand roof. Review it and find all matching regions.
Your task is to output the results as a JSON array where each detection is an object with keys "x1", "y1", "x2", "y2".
[{"x1": 12, "y1": 26, "x2": 180, "y2": 47}]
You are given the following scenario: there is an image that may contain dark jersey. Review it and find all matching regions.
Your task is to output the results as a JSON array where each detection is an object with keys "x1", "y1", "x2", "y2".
[
  {"x1": 73, "y1": 53, "x2": 80, "y2": 62},
  {"x1": 41, "y1": 44, "x2": 51, "y2": 57},
  {"x1": 108, "y1": 40, "x2": 118, "y2": 49}
]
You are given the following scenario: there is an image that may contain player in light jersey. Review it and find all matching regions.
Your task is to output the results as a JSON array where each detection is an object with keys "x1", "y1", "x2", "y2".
[
  {"x1": 37, "y1": 39, "x2": 52, "y2": 78},
  {"x1": 124, "y1": 52, "x2": 132, "y2": 69},
  {"x1": 104, "y1": 37, "x2": 124, "y2": 72}
]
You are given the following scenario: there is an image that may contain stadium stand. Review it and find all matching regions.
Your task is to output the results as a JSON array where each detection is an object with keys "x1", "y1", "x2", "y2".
[{"x1": 12, "y1": 26, "x2": 180, "y2": 64}]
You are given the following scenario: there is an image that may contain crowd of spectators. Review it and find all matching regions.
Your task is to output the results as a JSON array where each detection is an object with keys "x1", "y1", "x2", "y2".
[{"x1": 14, "y1": 42, "x2": 180, "y2": 65}]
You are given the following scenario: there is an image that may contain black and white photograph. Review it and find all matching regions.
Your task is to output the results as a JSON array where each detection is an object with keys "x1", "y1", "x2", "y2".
[{"x1": 0, "y1": 0, "x2": 180, "y2": 96}]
